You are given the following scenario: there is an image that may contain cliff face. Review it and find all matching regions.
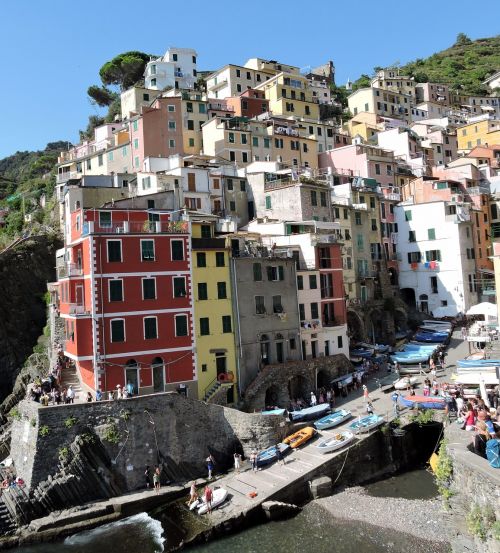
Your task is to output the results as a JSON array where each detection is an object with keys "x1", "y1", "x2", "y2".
[{"x1": 0, "y1": 236, "x2": 61, "y2": 402}]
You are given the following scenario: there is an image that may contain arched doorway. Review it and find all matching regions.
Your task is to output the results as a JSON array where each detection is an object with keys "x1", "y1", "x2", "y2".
[
  {"x1": 388, "y1": 267, "x2": 399, "y2": 286},
  {"x1": 419, "y1": 294, "x2": 429, "y2": 314},
  {"x1": 288, "y1": 374, "x2": 308, "y2": 401},
  {"x1": 401, "y1": 288, "x2": 416, "y2": 309},
  {"x1": 368, "y1": 309, "x2": 384, "y2": 343},
  {"x1": 347, "y1": 309, "x2": 364, "y2": 342},
  {"x1": 317, "y1": 370, "x2": 331, "y2": 390},
  {"x1": 125, "y1": 359, "x2": 139, "y2": 395},
  {"x1": 151, "y1": 357, "x2": 164, "y2": 393},
  {"x1": 260, "y1": 334, "x2": 270, "y2": 365},
  {"x1": 264, "y1": 384, "x2": 281, "y2": 409}
]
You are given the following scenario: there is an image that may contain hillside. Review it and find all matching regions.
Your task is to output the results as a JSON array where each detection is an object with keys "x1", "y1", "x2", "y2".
[
  {"x1": 0, "y1": 141, "x2": 67, "y2": 237},
  {"x1": 402, "y1": 34, "x2": 500, "y2": 95}
]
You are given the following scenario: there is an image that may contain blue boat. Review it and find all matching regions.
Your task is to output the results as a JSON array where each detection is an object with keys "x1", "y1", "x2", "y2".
[
  {"x1": 457, "y1": 359, "x2": 500, "y2": 368},
  {"x1": 414, "y1": 332, "x2": 448, "y2": 343},
  {"x1": 289, "y1": 403, "x2": 330, "y2": 422},
  {"x1": 399, "y1": 395, "x2": 446, "y2": 410},
  {"x1": 256, "y1": 443, "x2": 290, "y2": 467},
  {"x1": 402, "y1": 344, "x2": 438, "y2": 353},
  {"x1": 261, "y1": 408, "x2": 286, "y2": 416},
  {"x1": 314, "y1": 409, "x2": 352, "y2": 430},
  {"x1": 390, "y1": 353, "x2": 429, "y2": 364},
  {"x1": 348, "y1": 415, "x2": 385, "y2": 434}
]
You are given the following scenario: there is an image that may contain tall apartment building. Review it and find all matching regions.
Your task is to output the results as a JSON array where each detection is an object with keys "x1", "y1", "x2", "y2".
[
  {"x1": 145, "y1": 47, "x2": 198, "y2": 91},
  {"x1": 55, "y1": 207, "x2": 196, "y2": 396}
]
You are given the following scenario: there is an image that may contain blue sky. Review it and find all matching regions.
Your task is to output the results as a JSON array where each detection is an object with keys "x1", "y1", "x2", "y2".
[{"x1": 0, "y1": 0, "x2": 498, "y2": 159}]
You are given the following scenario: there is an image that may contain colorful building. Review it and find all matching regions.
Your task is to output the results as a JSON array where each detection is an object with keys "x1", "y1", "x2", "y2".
[{"x1": 56, "y1": 207, "x2": 196, "y2": 397}]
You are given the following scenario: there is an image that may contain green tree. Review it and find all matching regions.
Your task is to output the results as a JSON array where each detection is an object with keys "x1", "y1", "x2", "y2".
[
  {"x1": 87, "y1": 85, "x2": 118, "y2": 107},
  {"x1": 352, "y1": 74, "x2": 371, "y2": 92},
  {"x1": 99, "y1": 51, "x2": 152, "y2": 90},
  {"x1": 455, "y1": 33, "x2": 472, "y2": 46},
  {"x1": 80, "y1": 115, "x2": 105, "y2": 141}
]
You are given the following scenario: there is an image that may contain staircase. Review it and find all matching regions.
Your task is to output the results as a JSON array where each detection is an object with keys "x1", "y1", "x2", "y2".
[
  {"x1": 60, "y1": 363, "x2": 84, "y2": 402},
  {"x1": 0, "y1": 499, "x2": 17, "y2": 535},
  {"x1": 203, "y1": 376, "x2": 235, "y2": 403}
]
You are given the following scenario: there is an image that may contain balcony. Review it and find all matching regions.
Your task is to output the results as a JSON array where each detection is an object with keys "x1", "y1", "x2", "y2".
[
  {"x1": 352, "y1": 203, "x2": 368, "y2": 211},
  {"x1": 57, "y1": 263, "x2": 83, "y2": 279},
  {"x1": 301, "y1": 319, "x2": 321, "y2": 330},
  {"x1": 68, "y1": 303, "x2": 89, "y2": 316},
  {"x1": 465, "y1": 185, "x2": 491, "y2": 196},
  {"x1": 312, "y1": 234, "x2": 339, "y2": 245},
  {"x1": 82, "y1": 220, "x2": 189, "y2": 236},
  {"x1": 208, "y1": 102, "x2": 234, "y2": 112},
  {"x1": 192, "y1": 237, "x2": 227, "y2": 249},
  {"x1": 385, "y1": 193, "x2": 401, "y2": 201},
  {"x1": 56, "y1": 171, "x2": 79, "y2": 184}
]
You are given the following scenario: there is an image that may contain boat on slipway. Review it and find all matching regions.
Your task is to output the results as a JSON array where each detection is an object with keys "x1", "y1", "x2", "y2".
[
  {"x1": 399, "y1": 395, "x2": 446, "y2": 410},
  {"x1": 457, "y1": 359, "x2": 500, "y2": 368},
  {"x1": 314, "y1": 409, "x2": 352, "y2": 430},
  {"x1": 288, "y1": 403, "x2": 330, "y2": 422},
  {"x1": 196, "y1": 488, "x2": 229, "y2": 515},
  {"x1": 390, "y1": 352, "x2": 429, "y2": 364},
  {"x1": 283, "y1": 427, "x2": 316, "y2": 448},
  {"x1": 256, "y1": 443, "x2": 290, "y2": 467},
  {"x1": 315, "y1": 431, "x2": 355, "y2": 454},
  {"x1": 348, "y1": 415, "x2": 385, "y2": 434}
]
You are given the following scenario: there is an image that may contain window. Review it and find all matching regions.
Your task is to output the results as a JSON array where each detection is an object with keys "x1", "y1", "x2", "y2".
[
  {"x1": 407, "y1": 251, "x2": 421, "y2": 263},
  {"x1": 144, "y1": 317, "x2": 158, "y2": 340},
  {"x1": 169, "y1": 139, "x2": 176, "y2": 148},
  {"x1": 134, "y1": 139, "x2": 139, "y2": 149},
  {"x1": 222, "y1": 315, "x2": 232, "y2": 333},
  {"x1": 320, "y1": 192, "x2": 327, "y2": 207},
  {"x1": 310, "y1": 190, "x2": 317, "y2": 206},
  {"x1": 297, "y1": 275, "x2": 303, "y2": 290},
  {"x1": 405, "y1": 210, "x2": 412, "y2": 221},
  {"x1": 430, "y1": 276, "x2": 438, "y2": 294},
  {"x1": 428, "y1": 228, "x2": 436, "y2": 240},
  {"x1": 228, "y1": 132, "x2": 235, "y2": 143},
  {"x1": 375, "y1": 163, "x2": 381, "y2": 175},
  {"x1": 107, "y1": 240, "x2": 122, "y2": 262},
  {"x1": 98, "y1": 154, "x2": 103, "y2": 166},
  {"x1": 253, "y1": 137, "x2": 259, "y2": 147},
  {"x1": 111, "y1": 319, "x2": 125, "y2": 342},
  {"x1": 337, "y1": 335, "x2": 343, "y2": 349},
  {"x1": 264, "y1": 138, "x2": 270, "y2": 148},
  {"x1": 141, "y1": 240, "x2": 155, "y2": 261},
  {"x1": 242, "y1": 152, "x2": 248, "y2": 163},
  {"x1": 173, "y1": 277, "x2": 186, "y2": 298},
  {"x1": 198, "y1": 283, "x2": 208, "y2": 300},
  {"x1": 217, "y1": 281, "x2": 227, "y2": 299},
  {"x1": 142, "y1": 278, "x2": 156, "y2": 300},
  {"x1": 273, "y1": 295, "x2": 283, "y2": 313},
  {"x1": 299, "y1": 303, "x2": 305, "y2": 321},
  {"x1": 109, "y1": 280, "x2": 123, "y2": 302},
  {"x1": 241, "y1": 134, "x2": 247, "y2": 145},
  {"x1": 200, "y1": 318, "x2": 210, "y2": 336},
  {"x1": 197, "y1": 252, "x2": 206, "y2": 267},
  {"x1": 267, "y1": 265, "x2": 284, "y2": 281},
  {"x1": 175, "y1": 315, "x2": 188, "y2": 336},
  {"x1": 99, "y1": 211, "x2": 112, "y2": 227},
  {"x1": 168, "y1": 105, "x2": 175, "y2": 112},
  {"x1": 371, "y1": 219, "x2": 377, "y2": 231},
  {"x1": 201, "y1": 225, "x2": 211, "y2": 238},
  {"x1": 186, "y1": 102, "x2": 193, "y2": 113},
  {"x1": 202, "y1": 364, "x2": 207, "y2": 372},
  {"x1": 265, "y1": 196, "x2": 272, "y2": 209},
  {"x1": 215, "y1": 252, "x2": 225, "y2": 267},
  {"x1": 311, "y1": 302, "x2": 319, "y2": 319},
  {"x1": 425, "y1": 250, "x2": 441, "y2": 262},
  {"x1": 171, "y1": 240, "x2": 184, "y2": 260},
  {"x1": 309, "y1": 275, "x2": 317, "y2": 289},
  {"x1": 409, "y1": 230, "x2": 416, "y2": 242},
  {"x1": 168, "y1": 121, "x2": 176, "y2": 130},
  {"x1": 187, "y1": 120, "x2": 194, "y2": 130},
  {"x1": 255, "y1": 296, "x2": 266, "y2": 314},
  {"x1": 355, "y1": 212, "x2": 362, "y2": 225},
  {"x1": 253, "y1": 263, "x2": 262, "y2": 281},
  {"x1": 240, "y1": 180, "x2": 246, "y2": 192}
]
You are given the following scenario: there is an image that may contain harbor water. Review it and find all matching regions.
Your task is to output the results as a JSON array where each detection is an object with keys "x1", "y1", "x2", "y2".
[{"x1": 16, "y1": 469, "x2": 450, "y2": 553}]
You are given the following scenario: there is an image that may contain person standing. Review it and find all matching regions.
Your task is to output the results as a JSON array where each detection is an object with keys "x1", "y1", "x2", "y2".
[
  {"x1": 362, "y1": 384, "x2": 369, "y2": 402},
  {"x1": 206, "y1": 454, "x2": 215, "y2": 480},
  {"x1": 391, "y1": 391, "x2": 399, "y2": 417},
  {"x1": 188, "y1": 481, "x2": 198, "y2": 507},
  {"x1": 66, "y1": 385, "x2": 75, "y2": 404},
  {"x1": 204, "y1": 485, "x2": 213, "y2": 514},
  {"x1": 366, "y1": 401, "x2": 374, "y2": 415},
  {"x1": 310, "y1": 392, "x2": 317, "y2": 406},
  {"x1": 233, "y1": 452, "x2": 241, "y2": 474},
  {"x1": 153, "y1": 466, "x2": 161, "y2": 495},
  {"x1": 250, "y1": 449, "x2": 258, "y2": 472},
  {"x1": 144, "y1": 465, "x2": 151, "y2": 489},
  {"x1": 275, "y1": 444, "x2": 285, "y2": 466}
]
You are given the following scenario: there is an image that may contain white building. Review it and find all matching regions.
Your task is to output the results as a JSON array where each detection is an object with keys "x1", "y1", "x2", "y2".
[
  {"x1": 145, "y1": 47, "x2": 198, "y2": 91},
  {"x1": 395, "y1": 201, "x2": 477, "y2": 316},
  {"x1": 483, "y1": 71, "x2": 500, "y2": 91}
]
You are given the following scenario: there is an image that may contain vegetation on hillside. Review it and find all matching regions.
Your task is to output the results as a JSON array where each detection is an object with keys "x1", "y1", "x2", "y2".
[{"x1": 352, "y1": 33, "x2": 500, "y2": 96}]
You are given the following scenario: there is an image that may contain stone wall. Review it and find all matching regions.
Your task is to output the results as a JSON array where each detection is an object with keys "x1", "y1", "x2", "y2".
[{"x1": 11, "y1": 393, "x2": 288, "y2": 496}]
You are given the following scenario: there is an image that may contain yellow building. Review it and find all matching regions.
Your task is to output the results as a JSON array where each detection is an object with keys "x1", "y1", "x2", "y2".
[
  {"x1": 179, "y1": 92, "x2": 208, "y2": 155},
  {"x1": 457, "y1": 118, "x2": 500, "y2": 153},
  {"x1": 255, "y1": 73, "x2": 320, "y2": 120},
  {"x1": 347, "y1": 87, "x2": 412, "y2": 123},
  {"x1": 346, "y1": 112, "x2": 384, "y2": 141},
  {"x1": 191, "y1": 219, "x2": 238, "y2": 404}
]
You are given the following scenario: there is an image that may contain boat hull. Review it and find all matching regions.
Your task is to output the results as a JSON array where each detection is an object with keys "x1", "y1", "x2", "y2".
[
  {"x1": 393, "y1": 377, "x2": 417, "y2": 390},
  {"x1": 197, "y1": 488, "x2": 228, "y2": 515},
  {"x1": 256, "y1": 443, "x2": 290, "y2": 467},
  {"x1": 283, "y1": 427, "x2": 316, "y2": 448},
  {"x1": 289, "y1": 404, "x2": 330, "y2": 422},
  {"x1": 414, "y1": 333, "x2": 448, "y2": 343},
  {"x1": 315, "y1": 431, "x2": 355, "y2": 454},
  {"x1": 390, "y1": 354, "x2": 429, "y2": 364},
  {"x1": 457, "y1": 359, "x2": 500, "y2": 368},
  {"x1": 400, "y1": 395, "x2": 446, "y2": 410},
  {"x1": 314, "y1": 410, "x2": 352, "y2": 430},
  {"x1": 348, "y1": 415, "x2": 384, "y2": 434}
]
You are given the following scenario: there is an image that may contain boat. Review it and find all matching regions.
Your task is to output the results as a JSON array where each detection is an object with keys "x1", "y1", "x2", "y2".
[
  {"x1": 348, "y1": 415, "x2": 385, "y2": 434},
  {"x1": 349, "y1": 356, "x2": 363, "y2": 365},
  {"x1": 457, "y1": 358, "x2": 500, "y2": 368},
  {"x1": 197, "y1": 487, "x2": 228, "y2": 515},
  {"x1": 456, "y1": 365, "x2": 497, "y2": 374},
  {"x1": 283, "y1": 426, "x2": 316, "y2": 448},
  {"x1": 261, "y1": 408, "x2": 286, "y2": 416},
  {"x1": 399, "y1": 395, "x2": 446, "y2": 410},
  {"x1": 393, "y1": 376, "x2": 418, "y2": 390},
  {"x1": 349, "y1": 348, "x2": 373, "y2": 359},
  {"x1": 315, "y1": 431, "x2": 355, "y2": 454},
  {"x1": 417, "y1": 327, "x2": 450, "y2": 336},
  {"x1": 398, "y1": 365, "x2": 428, "y2": 375},
  {"x1": 357, "y1": 342, "x2": 390, "y2": 353},
  {"x1": 452, "y1": 372, "x2": 500, "y2": 385},
  {"x1": 401, "y1": 344, "x2": 438, "y2": 353},
  {"x1": 288, "y1": 403, "x2": 330, "y2": 422},
  {"x1": 422, "y1": 320, "x2": 452, "y2": 329},
  {"x1": 414, "y1": 332, "x2": 448, "y2": 343},
  {"x1": 390, "y1": 353, "x2": 429, "y2": 364},
  {"x1": 256, "y1": 443, "x2": 290, "y2": 467},
  {"x1": 314, "y1": 409, "x2": 352, "y2": 430}
]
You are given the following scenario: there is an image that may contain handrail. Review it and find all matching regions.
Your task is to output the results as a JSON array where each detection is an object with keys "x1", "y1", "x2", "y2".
[{"x1": 203, "y1": 376, "x2": 219, "y2": 399}]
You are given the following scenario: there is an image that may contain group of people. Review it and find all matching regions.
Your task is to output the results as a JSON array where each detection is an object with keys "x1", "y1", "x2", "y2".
[
  {"x1": 458, "y1": 395, "x2": 500, "y2": 460},
  {"x1": 144, "y1": 465, "x2": 162, "y2": 494}
]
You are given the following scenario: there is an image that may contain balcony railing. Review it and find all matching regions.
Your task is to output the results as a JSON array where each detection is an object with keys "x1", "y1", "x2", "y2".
[
  {"x1": 68, "y1": 303, "x2": 89, "y2": 315},
  {"x1": 82, "y1": 220, "x2": 189, "y2": 236},
  {"x1": 465, "y1": 185, "x2": 491, "y2": 196},
  {"x1": 56, "y1": 171, "x2": 79, "y2": 183},
  {"x1": 57, "y1": 263, "x2": 83, "y2": 279}
]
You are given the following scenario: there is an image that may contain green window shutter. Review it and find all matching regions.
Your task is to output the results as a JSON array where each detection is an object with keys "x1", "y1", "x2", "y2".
[
  {"x1": 405, "y1": 210, "x2": 412, "y2": 221},
  {"x1": 265, "y1": 196, "x2": 271, "y2": 209},
  {"x1": 428, "y1": 228, "x2": 436, "y2": 240},
  {"x1": 437, "y1": 250, "x2": 442, "y2": 262}
]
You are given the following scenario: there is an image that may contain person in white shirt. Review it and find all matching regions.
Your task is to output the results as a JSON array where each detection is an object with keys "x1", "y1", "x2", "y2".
[
  {"x1": 66, "y1": 385, "x2": 75, "y2": 404},
  {"x1": 310, "y1": 392, "x2": 317, "y2": 406}
]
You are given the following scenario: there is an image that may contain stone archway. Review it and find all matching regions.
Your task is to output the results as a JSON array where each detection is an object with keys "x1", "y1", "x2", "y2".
[
  {"x1": 347, "y1": 309, "x2": 365, "y2": 342},
  {"x1": 367, "y1": 309, "x2": 384, "y2": 343},
  {"x1": 401, "y1": 288, "x2": 416, "y2": 309},
  {"x1": 317, "y1": 369, "x2": 331, "y2": 390},
  {"x1": 264, "y1": 384, "x2": 287, "y2": 409},
  {"x1": 288, "y1": 374, "x2": 309, "y2": 402}
]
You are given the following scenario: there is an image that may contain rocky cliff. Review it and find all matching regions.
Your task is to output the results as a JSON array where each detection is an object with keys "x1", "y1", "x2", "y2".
[{"x1": 0, "y1": 236, "x2": 61, "y2": 403}]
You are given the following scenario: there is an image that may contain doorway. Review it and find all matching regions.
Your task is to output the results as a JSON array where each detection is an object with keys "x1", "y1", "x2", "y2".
[
  {"x1": 216, "y1": 353, "x2": 227, "y2": 376},
  {"x1": 152, "y1": 357, "x2": 164, "y2": 393},
  {"x1": 125, "y1": 360, "x2": 139, "y2": 395}
]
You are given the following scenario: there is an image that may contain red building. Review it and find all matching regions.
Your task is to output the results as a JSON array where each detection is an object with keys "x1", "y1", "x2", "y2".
[
  {"x1": 57, "y1": 207, "x2": 196, "y2": 396},
  {"x1": 226, "y1": 89, "x2": 269, "y2": 118},
  {"x1": 316, "y1": 243, "x2": 347, "y2": 328}
]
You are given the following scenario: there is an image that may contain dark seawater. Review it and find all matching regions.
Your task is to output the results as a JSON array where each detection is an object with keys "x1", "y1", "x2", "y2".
[{"x1": 16, "y1": 471, "x2": 449, "y2": 553}]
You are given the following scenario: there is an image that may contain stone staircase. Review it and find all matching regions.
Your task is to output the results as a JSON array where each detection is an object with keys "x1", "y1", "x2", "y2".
[
  {"x1": 0, "y1": 498, "x2": 17, "y2": 535},
  {"x1": 61, "y1": 363, "x2": 84, "y2": 402},
  {"x1": 203, "y1": 381, "x2": 234, "y2": 404}
]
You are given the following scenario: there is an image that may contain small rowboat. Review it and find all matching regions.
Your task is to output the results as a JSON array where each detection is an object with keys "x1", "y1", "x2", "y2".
[
  {"x1": 283, "y1": 427, "x2": 316, "y2": 448},
  {"x1": 393, "y1": 376, "x2": 417, "y2": 390},
  {"x1": 348, "y1": 415, "x2": 385, "y2": 434},
  {"x1": 314, "y1": 409, "x2": 352, "y2": 430},
  {"x1": 400, "y1": 395, "x2": 446, "y2": 410},
  {"x1": 457, "y1": 359, "x2": 500, "y2": 368},
  {"x1": 197, "y1": 487, "x2": 228, "y2": 515},
  {"x1": 256, "y1": 443, "x2": 290, "y2": 467},
  {"x1": 261, "y1": 408, "x2": 286, "y2": 416},
  {"x1": 288, "y1": 403, "x2": 330, "y2": 422},
  {"x1": 390, "y1": 353, "x2": 429, "y2": 364},
  {"x1": 414, "y1": 332, "x2": 448, "y2": 344},
  {"x1": 315, "y1": 431, "x2": 355, "y2": 454}
]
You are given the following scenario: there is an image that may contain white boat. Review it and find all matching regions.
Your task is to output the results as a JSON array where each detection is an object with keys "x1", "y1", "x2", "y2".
[
  {"x1": 452, "y1": 372, "x2": 499, "y2": 385},
  {"x1": 393, "y1": 376, "x2": 418, "y2": 390},
  {"x1": 315, "y1": 431, "x2": 355, "y2": 454},
  {"x1": 422, "y1": 320, "x2": 452, "y2": 329},
  {"x1": 197, "y1": 487, "x2": 228, "y2": 515}
]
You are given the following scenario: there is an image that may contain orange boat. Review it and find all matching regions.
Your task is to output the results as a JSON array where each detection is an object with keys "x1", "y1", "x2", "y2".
[{"x1": 283, "y1": 426, "x2": 316, "y2": 449}]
